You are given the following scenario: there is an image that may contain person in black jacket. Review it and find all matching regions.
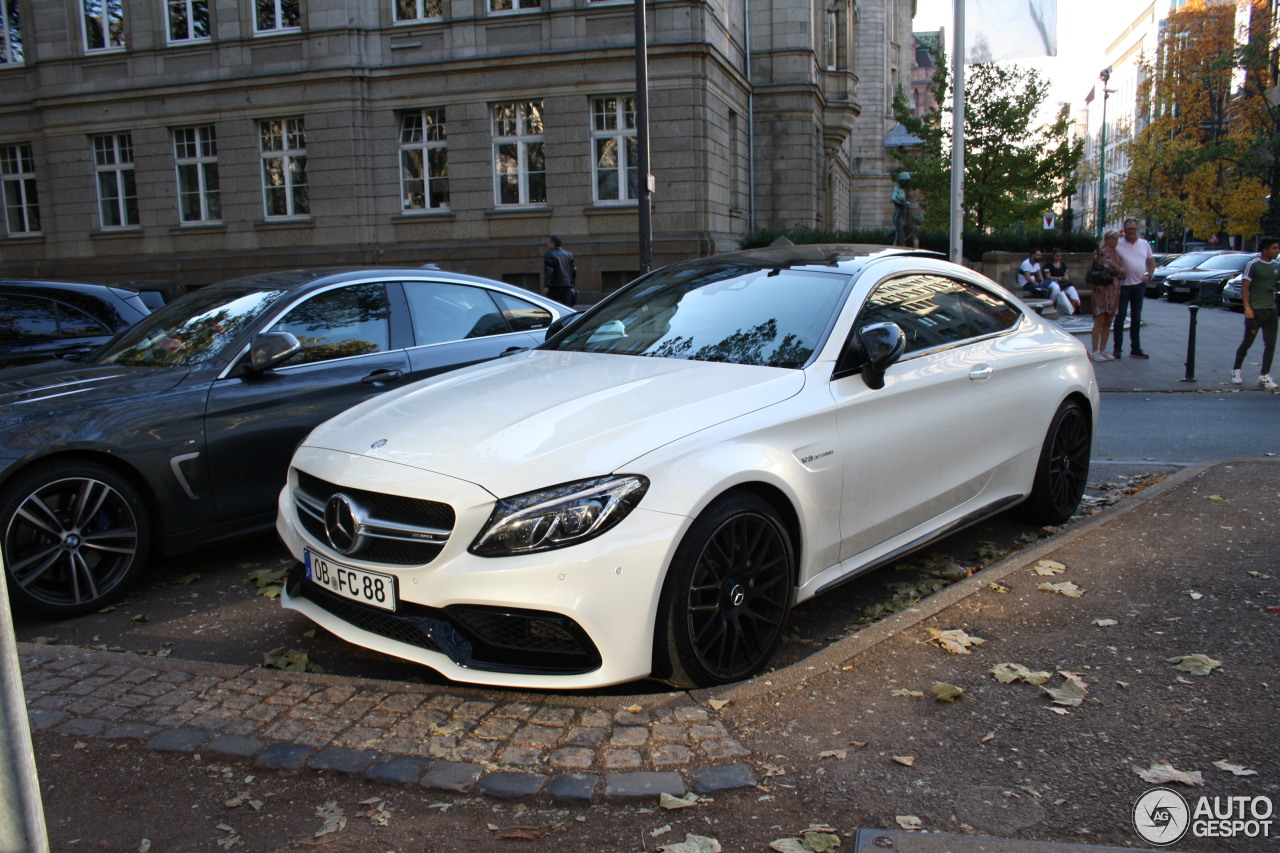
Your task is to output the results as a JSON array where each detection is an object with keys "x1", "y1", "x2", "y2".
[{"x1": 543, "y1": 235, "x2": 577, "y2": 306}]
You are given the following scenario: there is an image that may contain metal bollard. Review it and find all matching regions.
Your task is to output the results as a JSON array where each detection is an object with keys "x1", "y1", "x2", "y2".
[{"x1": 1181, "y1": 304, "x2": 1199, "y2": 382}]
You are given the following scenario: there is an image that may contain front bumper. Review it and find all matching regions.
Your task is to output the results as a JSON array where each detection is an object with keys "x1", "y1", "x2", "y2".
[{"x1": 276, "y1": 446, "x2": 690, "y2": 689}]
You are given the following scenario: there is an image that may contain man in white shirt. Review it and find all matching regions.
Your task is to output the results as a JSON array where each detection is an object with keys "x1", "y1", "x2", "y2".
[{"x1": 1112, "y1": 218, "x2": 1156, "y2": 358}]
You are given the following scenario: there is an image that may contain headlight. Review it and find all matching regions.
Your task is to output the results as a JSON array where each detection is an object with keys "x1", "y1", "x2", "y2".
[{"x1": 469, "y1": 475, "x2": 649, "y2": 557}]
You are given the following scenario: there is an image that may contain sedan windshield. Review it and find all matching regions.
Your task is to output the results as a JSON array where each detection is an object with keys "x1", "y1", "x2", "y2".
[
  {"x1": 546, "y1": 265, "x2": 850, "y2": 368},
  {"x1": 1199, "y1": 254, "x2": 1251, "y2": 271},
  {"x1": 1165, "y1": 252, "x2": 1217, "y2": 270},
  {"x1": 97, "y1": 287, "x2": 288, "y2": 367}
]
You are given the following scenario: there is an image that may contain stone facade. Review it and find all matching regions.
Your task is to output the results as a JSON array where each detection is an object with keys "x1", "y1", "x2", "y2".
[{"x1": 0, "y1": 0, "x2": 910, "y2": 298}]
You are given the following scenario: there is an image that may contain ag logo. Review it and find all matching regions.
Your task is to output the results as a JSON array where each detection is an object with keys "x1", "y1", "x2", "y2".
[{"x1": 1133, "y1": 787, "x2": 1190, "y2": 846}]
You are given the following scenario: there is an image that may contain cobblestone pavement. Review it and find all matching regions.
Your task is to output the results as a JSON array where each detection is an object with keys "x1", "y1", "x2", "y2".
[{"x1": 19, "y1": 645, "x2": 756, "y2": 802}]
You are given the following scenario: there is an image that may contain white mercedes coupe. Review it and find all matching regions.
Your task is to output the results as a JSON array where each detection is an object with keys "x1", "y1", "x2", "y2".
[{"x1": 276, "y1": 245, "x2": 1098, "y2": 689}]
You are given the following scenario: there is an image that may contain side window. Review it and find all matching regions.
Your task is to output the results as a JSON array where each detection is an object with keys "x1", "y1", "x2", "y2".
[
  {"x1": 271, "y1": 283, "x2": 391, "y2": 366},
  {"x1": 0, "y1": 294, "x2": 58, "y2": 341},
  {"x1": 403, "y1": 282, "x2": 513, "y2": 345},
  {"x1": 55, "y1": 303, "x2": 110, "y2": 337},
  {"x1": 859, "y1": 274, "x2": 1019, "y2": 355},
  {"x1": 490, "y1": 291, "x2": 552, "y2": 332}
]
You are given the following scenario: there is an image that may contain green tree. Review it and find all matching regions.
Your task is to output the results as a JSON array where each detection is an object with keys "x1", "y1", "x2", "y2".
[
  {"x1": 1116, "y1": 0, "x2": 1275, "y2": 241},
  {"x1": 892, "y1": 51, "x2": 1083, "y2": 232}
]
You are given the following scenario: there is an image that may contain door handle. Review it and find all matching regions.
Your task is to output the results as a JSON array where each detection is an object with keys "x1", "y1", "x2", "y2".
[
  {"x1": 968, "y1": 365, "x2": 994, "y2": 381},
  {"x1": 362, "y1": 369, "x2": 404, "y2": 385}
]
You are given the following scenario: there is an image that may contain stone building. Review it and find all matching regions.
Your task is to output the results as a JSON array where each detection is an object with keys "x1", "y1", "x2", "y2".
[{"x1": 0, "y1": 0, "x2": 914, "y2": 298}]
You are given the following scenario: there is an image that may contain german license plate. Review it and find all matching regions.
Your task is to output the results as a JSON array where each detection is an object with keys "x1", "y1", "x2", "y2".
[{"x1": 304, "y1": 549, "x2": 397, "y2": 611}]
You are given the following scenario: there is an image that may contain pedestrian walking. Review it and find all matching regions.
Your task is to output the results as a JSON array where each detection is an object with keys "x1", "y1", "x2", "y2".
[
  {"x1": 1112, "y1": 217, "x2": 1156, "y2": 359},
  {"x1": 1088, "y1": 230, "x2": 1125, "y2": 362},
  {"x1": 1230, "y1": 236, "x2": 1279, "y2": 390},
  {"x1": 543, "y1": 235, "x2": 577, "y2": 307}
]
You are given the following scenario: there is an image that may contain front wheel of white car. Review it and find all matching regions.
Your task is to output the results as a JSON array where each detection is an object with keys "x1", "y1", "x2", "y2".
[{"x1": 653, "y1": 493, "x2": 795, "y2": 688}]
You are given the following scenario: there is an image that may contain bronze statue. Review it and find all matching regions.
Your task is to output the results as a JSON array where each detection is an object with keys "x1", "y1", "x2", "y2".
[{"x1": 891, "y1": 172, "x2": 919, "y2": 248}]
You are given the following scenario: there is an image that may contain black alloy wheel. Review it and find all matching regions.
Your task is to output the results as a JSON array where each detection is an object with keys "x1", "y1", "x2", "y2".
[
  {"x1": 1016, "y1": 399, "x2": 1092, "y2": 525},
  {"x1": 1, "y1": 461, "x2": 150, "y2": 617},
  {"x1": 654, "y1": 493, "x2": 795, "y2": 688}
]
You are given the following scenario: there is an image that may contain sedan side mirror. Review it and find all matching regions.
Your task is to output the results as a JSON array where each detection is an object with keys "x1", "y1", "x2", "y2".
[
  {"x1": 856, "y1": 322, "x2": 907, "y2": 390},
  {"x1": 248, "y1": 331, "x2": 301, "y2": 372}
]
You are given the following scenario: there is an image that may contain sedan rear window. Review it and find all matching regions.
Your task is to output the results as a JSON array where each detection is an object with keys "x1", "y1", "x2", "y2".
[{"x1": 547, "y1": 266, "x2": 850, "y2": 368}]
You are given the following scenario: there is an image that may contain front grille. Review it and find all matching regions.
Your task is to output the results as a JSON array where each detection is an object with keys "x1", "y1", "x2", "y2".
[
  {"x1": 293, "y1": 469, "x2": 455, "y2": 566},
  {"x1": 286, "y1": 564, "x2": 601, "y2": 675}
]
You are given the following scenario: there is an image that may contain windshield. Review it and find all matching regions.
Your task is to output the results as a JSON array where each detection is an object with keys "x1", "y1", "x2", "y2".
[
  {"x1": 546, "y1": 265, "x2": 850, "y2": 368},
  {"x1": 97, "y1": 287, "x2": 288, "y2": 367},
  {"x1": 1199, "y1": 254, "x2": 1251, "y2": 271},
  {"x1": 1166, "y1": 252, "x2": 1216, "y2": 270}
]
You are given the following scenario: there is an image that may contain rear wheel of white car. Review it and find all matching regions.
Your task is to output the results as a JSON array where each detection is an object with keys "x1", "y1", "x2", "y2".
[
  {"x1": 1017, "y1": 399, "x2": 1091, "y2": 525},
  {"x1": 653, "y1": 493, "x2": 795, "y2": 688},
  {"x1": 1, "y1": 460, "x2": 151, "y2": 618}
]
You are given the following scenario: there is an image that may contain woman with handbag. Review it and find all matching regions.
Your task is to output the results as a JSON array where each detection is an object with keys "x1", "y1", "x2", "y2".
[{"x1": 1087, "y1": 231, "x2": 1125, "y2": 361}]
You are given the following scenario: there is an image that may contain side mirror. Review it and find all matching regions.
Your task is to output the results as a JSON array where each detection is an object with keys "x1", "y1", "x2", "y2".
[
  {"x1": 248, "y1": 331, "x2": 301, "y2": 372},
  {"x1": 856, "y1": 322, "x2": 906, "y2": 390},
  {"x1": 545, "y1": 311, "x2": 584, "y2": 339}
]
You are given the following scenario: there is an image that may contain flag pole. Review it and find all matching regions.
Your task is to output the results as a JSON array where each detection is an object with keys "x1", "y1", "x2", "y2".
[{"x1": 949, "y1": 0, "x2": 965, "y2": 264}]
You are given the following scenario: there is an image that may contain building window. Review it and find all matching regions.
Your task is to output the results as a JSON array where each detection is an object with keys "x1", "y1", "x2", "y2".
[
  {"x1": 492, "y1": 100, "x2": 545, "y2": 207},
  {"x1": 490, "y1": 0, "x2": 540, "y2": 13},
  {"x1": 1, "y1": 143, "x2": 40, "y2": 235},
  {"x1": 591, "y1": 96, "x2": 638, "y2": 203},
  {"x1": 395, "y1": 0, "x2": 441, "y2": 21},
  {"x1": 93, "y1": 134, "x2": 138, "y2": 228},
  {"x1": 260, "y1": 118, "x2": 308, "y2": 218},
  {"x1": 83, "y1": 0, "x2": 125, "y2": 52},
  {"x1": 1, "y1": 0, "x2": 23, "y2": 65},
  {"x1": 399, "y1": 109, "x2": 449, "y2": 211},
  {"x1": 174, "y1": 126, "x2": 220, "y2": 223},
  {"x1": 167, "y1": 0, "x2": 210, "y2": 43},
  {"x1": 255, "y1": 0, "x2": 299, "y2": 34},
  {"x1": 823, "y1": 10, "x2": 838, "y2": 70}
]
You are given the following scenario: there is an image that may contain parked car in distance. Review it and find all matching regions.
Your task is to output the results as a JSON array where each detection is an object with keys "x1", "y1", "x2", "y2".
[
  {"x1": 113, "y1": 280, "x2": 189, "y2": 312},
  {"x1": 1162, "y1": 252, "x2": 1251, "y2": 303},
  {"x1": 0, "y1": 268, "x2": 568, "y2": 617},
  {"x1": 1221, "y1": 275, "x2": 1245, "y2": 312},
  {"x1": 276, "y1": 245, "x2": 1099, "y2": 690},
  {"x1": 1148, "y1": 251, "x2": 1225, "y2": 298},
  {"x1": 0, "y1": 280, "x2": 152, "y2": 368}
]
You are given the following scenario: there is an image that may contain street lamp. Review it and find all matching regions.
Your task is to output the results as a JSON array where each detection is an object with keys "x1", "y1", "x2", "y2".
[{"x1": 1097, "y1": 67, "x2": 1115, "y2": 237}]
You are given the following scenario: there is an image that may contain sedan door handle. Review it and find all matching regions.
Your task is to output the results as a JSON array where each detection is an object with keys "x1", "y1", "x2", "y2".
[
  {"x1": 968, "y1": 365, "x2": 994, "y2": 382},
  {"x1": 361, "y1": 369, "x2": 404, "y2": 385}
]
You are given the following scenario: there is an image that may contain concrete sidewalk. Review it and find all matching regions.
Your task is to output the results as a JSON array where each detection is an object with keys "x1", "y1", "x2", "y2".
[{"x1": 1054, "y1": 298, "x2": 1265, "y2": 392}]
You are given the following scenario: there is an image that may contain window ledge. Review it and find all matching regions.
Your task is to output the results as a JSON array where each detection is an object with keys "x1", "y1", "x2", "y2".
[
  {"x1": 90, "y1": 227, "x2": 143, "y2": 240},
  {"x1": 170, "y1": 222, "x2": 226, "y2": 235},
  {"x1": 484, "y1": 206, "x2": 550, "y2": 219},
  {"x1": 584, "y1": 202, "x2": 638, "y2": 215},
  {"x1": 254, "y1": 217, "x2": 314, "y2": 229},
  {"x1": 391, "y1": 209, "x2": 454, "y2": 222},
  {"x1": 2, "y1": 232, "x2": 44, "y2": 243}
]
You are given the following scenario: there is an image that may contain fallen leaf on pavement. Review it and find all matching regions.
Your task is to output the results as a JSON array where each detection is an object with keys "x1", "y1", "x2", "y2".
[
  {"x1": 314, "y1": 801, "x2": 346, "y2": 837},
  {"x1": 1132, "y1": 762, "x2": 1204, "y2": 786},
  {"x1": 981, "y1": 732, "x2": 996, "y2": 744},
  {"x1": 1046, "y1": 707, "x2": 1070, "y2": 715},
  {"x1": 923, "y1": 627, "x2": 985, "y2": 654},
  {"x1": 896, "y1": 815, "x2": 923, "y2": 830},
  {"x1": 1038, "y1": 581, "x2": 1084, "y2": 598},
  {"x1": 659, "y1": 792, "x2": 701, "y2": 810},
  {"x1": 262, "y1": 646, "x2": 326, "y2": 674},
  {"x1": 1092, "y1": 618, "x2": 1118, "y2": 627},
  {"x1": 988, "y1": 582, "x2": 1010, "y2": 594},
  {"x1": 707, "y1": 698, "x2": 729, "y2": 711},
  {"x1": 892, "y1": 755, "x2": 915, "y2": 767},
  {"x1": 1032, "y1": 560, "x2": 1066, "y2": 576},
  {"x1": 890, "y1": 688, "x2": 924, "y2": 697},
  {"x1": 932, "y1": 682, "x2": 964, "y2": 702},
  {"x1": 1167, "y1": 654, "x2": 1222, "y2": 676},
  {"x1": 625, "y1": 704, "x2": 643, "y2": 713},
  {"x1": 1212, "y1": 760, "x2": 1258, "y2": 776},
  {"x1": 494, "y1": 827, "x2": 549, "y2": 840},
  {"x1": 1189, "y1": 591, "x2": 1203, "y2": 600},
  {"x1": 1042, "y1": 674, "x2": 1087, "y2": 706},
  {"x1": 1207, "y1": 495, "x2": 1225, "y2": 501},
  {"x1": 1248, "y1": 571, "x2": 1270, "y2": 579},
  {"x1": 990, "y1": 663, "x2": 1052, "y2": 685},
  {"x1": 818, "y1": 750, "x2": 847, "y2": 760},
  {"x1": 658, "y1": 834, "x2": 722, "y2": 853}
]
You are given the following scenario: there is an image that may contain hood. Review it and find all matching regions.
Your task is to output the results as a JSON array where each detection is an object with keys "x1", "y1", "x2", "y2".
[
  {"x1": 0, "y1": 361, "x2": 189, "y2": 418},
  {"x1": 302, "y1": 350, "x2": 806, "y2": 496},
  {"x1": 1167, "y1": 268, "x2": 1240, "y2": 282}
]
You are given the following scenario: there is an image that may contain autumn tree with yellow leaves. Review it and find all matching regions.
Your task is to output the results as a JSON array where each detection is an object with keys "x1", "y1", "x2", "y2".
[{"x1": 1116, "y1": 0, "x2": 1277, "y2": 242}]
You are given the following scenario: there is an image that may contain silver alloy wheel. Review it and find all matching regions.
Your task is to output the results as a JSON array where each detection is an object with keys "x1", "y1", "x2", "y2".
[{"x1": 5, "y1": 475, "x2": 141, "y2": 612}]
